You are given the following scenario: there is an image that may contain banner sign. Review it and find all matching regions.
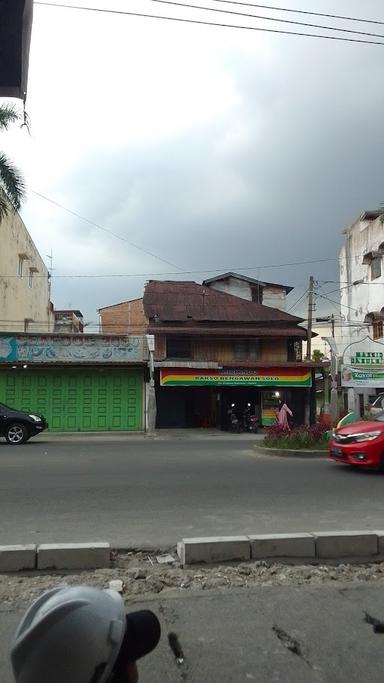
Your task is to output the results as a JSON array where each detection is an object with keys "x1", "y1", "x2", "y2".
[
  {"x1": 341, "y1": 337, "x2": 384, "y2": 386},
  {"x1": 350, "y1": 351, "x2": 383, "y2": 365},
  {"x1": 341, "y1": 365, "x2": 384, "y2": 388},
  {"x1": 160, "y1": 367, "x2": 311, "y2": 387},
  {"x1": 0, "y1": 335, "x2": 146, "y2": 364}
]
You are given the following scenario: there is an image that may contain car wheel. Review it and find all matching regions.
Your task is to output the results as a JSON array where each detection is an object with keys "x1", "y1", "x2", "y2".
[{"x1": 5, "y1": 423, "x2": 28, "y2": 445}]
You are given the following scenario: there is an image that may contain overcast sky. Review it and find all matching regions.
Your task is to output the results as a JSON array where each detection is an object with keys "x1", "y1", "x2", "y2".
[{"x1": 2, "y1": 0, "x2": 384, "y2": 332}]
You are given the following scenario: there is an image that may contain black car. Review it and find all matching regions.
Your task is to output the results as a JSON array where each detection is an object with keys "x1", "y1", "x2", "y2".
[{"x1": 0, "y1": 402, "x2": 48, "y2": 444}]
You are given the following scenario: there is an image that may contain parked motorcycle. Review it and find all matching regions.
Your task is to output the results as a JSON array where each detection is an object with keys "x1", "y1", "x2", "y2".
[
  {"x1": 228, "y1": 404, "x2": 241, "y2": 433},
  {"x1": 242, "y1": 404, "x2": 259, "y2": 433}
]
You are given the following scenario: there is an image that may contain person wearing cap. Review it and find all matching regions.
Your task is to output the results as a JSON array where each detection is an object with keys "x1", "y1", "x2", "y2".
[{"x1": 10, "y1": 584, "x2": 161, "y2": 682}]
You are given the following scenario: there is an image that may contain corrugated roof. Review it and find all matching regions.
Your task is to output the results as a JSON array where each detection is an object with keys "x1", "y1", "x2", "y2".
[
  {"x1": 147, "y1": 326, "x2": 308, "y2": 337},
  {"x1": 144, "y1": 280, "x2": 303, "y2": 325}
]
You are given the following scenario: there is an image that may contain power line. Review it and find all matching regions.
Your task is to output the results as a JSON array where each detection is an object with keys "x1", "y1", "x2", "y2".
[
  {"x1": 0, "y1": 255, "x2": 341, "y2": 278},
  {"x1": 148, "y1": 0, "x2": 384, "y2": 39},
  {"x1": 206, "y1": 0, "x2": 384, "y2": 27},
  {"x1": 287, "y1": 288, "x2": 308, "y2": 312},
  {"x1": 317, "y1": 292, "x2": 359, "y2": 314},
  {"x1": 31, "y1": 190, "x2": 183, "y2": 271},
  {"x1": 2, "y1": 250, "x2": 379, "y2": 277},
  {"x1": 35, "y1": 2, "x2": 384, "y2": 45}
]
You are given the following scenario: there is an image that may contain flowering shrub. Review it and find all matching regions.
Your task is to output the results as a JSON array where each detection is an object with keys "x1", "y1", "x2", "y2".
[{"x1": 264, "y1": 423, "x2": 330, "y2": 450}]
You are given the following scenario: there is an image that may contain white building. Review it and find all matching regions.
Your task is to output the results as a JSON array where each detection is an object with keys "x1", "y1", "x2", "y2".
[
  {"x1": 202, "y1": 272, "x2": 292, "y2": 311},
  {"x1": 0, "y1": 204, "x2": 54, "y2": 333},
  {"x1": 339, "y1": 210, "x2": 384, "y2": 414}
]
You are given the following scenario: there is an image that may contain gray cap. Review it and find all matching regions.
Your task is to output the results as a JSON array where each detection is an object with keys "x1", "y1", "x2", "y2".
[{"x1": 11, "y1": 585, "x2": 126, "y2": 683}]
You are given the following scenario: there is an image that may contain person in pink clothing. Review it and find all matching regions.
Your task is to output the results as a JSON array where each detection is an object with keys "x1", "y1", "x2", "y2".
[{"x1": 276, "y1": 399, "x2": 293, "y2": 429}]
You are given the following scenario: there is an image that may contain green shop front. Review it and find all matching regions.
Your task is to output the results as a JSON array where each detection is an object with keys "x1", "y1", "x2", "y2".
[
  {"x1": 0, "y1": 334, "x2": 146, "y2": 431},
  {"x1": 156, "y1": 366, "x2": 314, "y2": 428}
]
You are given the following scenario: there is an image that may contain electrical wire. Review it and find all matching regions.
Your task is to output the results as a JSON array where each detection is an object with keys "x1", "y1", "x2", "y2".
[
  {"x1": 34, "y1": 2, "x2": 384, "y2": 46},
  {"x1": 287, "y1": 288, "x2": 308, "y2": 312},
  {"x1": 206, "y1": 0, "x2": 384, "y2": 27},
  {"x1": 31, "y1": 190, "x2": 183, "y2": 271},
  {"x1": 148, "y1": 0, "x2": 384, "y2": 40},
  {"x1": 317, "y1": 292, "x2": 360, "y2": 314}
]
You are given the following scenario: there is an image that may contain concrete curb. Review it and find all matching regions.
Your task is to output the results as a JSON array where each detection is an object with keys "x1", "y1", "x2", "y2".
[
  {"x1": 254, "y1": 445, "x2": 327, "y2": 458},
  {"x1": 177, "y1": 531, "x2": 384, "y2": 566},
  {"x1": 0, "y1": 543, "x2": 111, "y2": 572}
]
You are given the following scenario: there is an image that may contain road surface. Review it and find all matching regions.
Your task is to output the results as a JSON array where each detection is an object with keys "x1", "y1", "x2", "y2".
[{"x1": 0, "y1": 436, "x2": 383, "y2": 547}]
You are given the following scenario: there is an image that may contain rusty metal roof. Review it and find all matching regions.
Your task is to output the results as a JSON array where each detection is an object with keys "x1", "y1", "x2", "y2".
[
  {"x1": 147, "y1": 326, "x2": 308, "y2": 337},
  {"x1": 144, "y1": 280, "x2": 303, "y2": 325}
]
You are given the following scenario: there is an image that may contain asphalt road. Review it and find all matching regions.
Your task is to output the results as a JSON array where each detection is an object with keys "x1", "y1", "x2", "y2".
[
  {"x1": 3, "y1": 582, "x2": 384, "y2": 682},
  {"x1": 1, "y1": 437, "x2": 384, "y2": 547}
]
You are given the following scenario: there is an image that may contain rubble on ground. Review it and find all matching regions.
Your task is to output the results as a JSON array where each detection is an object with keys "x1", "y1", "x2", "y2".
[{"x1": 2, "y1": 551, "x2": 384, "y2": 608}]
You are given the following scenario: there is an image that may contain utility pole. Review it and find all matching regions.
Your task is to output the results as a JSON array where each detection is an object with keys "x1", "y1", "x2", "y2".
[
  {"x1": 305, "y1": 276, "x2": 315, "y2": 425},
  {"x1": 330, "y1": 314, "x2": 338, "y2": 426},
  {"x1": 306, "y1": 276, "x2": 315, "y2": 360}
]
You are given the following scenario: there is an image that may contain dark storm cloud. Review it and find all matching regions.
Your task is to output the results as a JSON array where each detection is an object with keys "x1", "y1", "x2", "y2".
[{"x1": 47, "y1": 0, "x2": 384, "y2": 319}]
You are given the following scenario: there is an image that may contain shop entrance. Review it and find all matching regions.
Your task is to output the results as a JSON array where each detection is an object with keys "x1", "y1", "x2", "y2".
[
  {"x1": 219, "y1": 387, "x2": 261, "y2": 430},
  {"x1": 156, "y1": 384, "x2": 308, "y2": 429},
  {"x1": 156, "y1": 386, "x2": 219, "y2": 428}
]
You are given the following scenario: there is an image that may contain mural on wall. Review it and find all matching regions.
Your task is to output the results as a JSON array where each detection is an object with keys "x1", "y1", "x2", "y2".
[{"x1": 0, "y1": 335, "x2": 145, "y2": 363}]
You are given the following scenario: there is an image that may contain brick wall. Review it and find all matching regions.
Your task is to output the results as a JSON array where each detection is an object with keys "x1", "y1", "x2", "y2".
[{"x1": 99, "y1": 298, "x2": 147, "y2": 334}]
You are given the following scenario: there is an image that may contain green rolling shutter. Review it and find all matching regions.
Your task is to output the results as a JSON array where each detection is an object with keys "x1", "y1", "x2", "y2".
[{"x1": 0, "y1": 369, "x2": 143, "y2": 431}]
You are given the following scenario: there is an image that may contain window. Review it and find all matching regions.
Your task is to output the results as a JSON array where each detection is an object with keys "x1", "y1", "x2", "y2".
[
  {"x1": 373, "y1": 320, "x2": 383, "y2": 340},
  {"x1": 288, "y1": 340, "x2": 302, "y2": 361},
  {"x1": 371, "y1": 255, "x2": 382, "y2": 280},
  {"x1": 28, "y1": 268, "x2": 34, "y2": 288},
  {"x1": 234, "y1": 339, "x2": 260, "y2": 360},
  {"x1": 362, "y1": 251, "x2": 382, "y2": 280},
  {"x1": 18, "y1": 256, "x2": 24, "y2": 277},
  {"x1": 250, "y1": 285, "x2": 262, "y2": 304},
  {"x1": 166, "y1": 336, "x2": 192, "y2": 358}
]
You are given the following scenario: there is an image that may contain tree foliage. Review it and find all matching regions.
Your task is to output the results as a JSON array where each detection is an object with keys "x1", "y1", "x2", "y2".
[{"x1": 0, "y1": 104, "x2": 26, "y2": 221}]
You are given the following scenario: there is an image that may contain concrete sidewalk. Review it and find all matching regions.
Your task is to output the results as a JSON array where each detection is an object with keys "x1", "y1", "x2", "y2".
[
  {"x1": 2, "y1": 581, "x2": 384, "y2": 681},
  {"x1": 34, "y1": 428, "x2": 265, "y2": 442}
]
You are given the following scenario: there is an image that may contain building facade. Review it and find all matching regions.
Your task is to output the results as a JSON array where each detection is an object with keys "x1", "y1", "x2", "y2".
[
  {"x1": 339, "y1": 210, "x2": 384, "y2": 414},
  {"x1": 202, "y1": 272, "x2": 292, "y2": 311},
  {"x1": 99, "y1": 275, "x2": 317, "y2": 429},
  {"x1": 0, "y1": 208, "x2": 54, "y2": 333},
  {"x1": 0, "y1": 333, "x2": 147, "y2": 431},
  {"x1": 54, "y1": 310, "x2": 84, "y2": 334}
]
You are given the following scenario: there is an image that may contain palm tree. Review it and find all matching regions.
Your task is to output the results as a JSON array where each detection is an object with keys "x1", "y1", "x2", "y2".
[{"x1": 0, "y1": 104, "x2": 26, "y2": 222}]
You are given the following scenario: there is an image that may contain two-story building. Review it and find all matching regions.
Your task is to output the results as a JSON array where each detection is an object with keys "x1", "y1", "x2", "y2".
[
  {"x1": 0, "y1": 205, "x2": 54, "y2": 333},
  {"x1": 99, "y1": 275, "x2": 317, "y2": 429},
  {"x1": 339, "y1": 210, "x2": 384, "y2": 414}
]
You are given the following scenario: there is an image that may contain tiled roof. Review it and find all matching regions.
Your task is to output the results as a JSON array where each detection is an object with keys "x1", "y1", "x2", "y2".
[{"x1": 143, "y1": 280, "x2": 303, "y2": 325}]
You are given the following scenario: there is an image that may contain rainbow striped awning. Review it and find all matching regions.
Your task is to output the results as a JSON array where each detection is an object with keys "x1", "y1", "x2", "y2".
[{"x1": 160, "y1": 367, "x2": 311, "y2": 387}]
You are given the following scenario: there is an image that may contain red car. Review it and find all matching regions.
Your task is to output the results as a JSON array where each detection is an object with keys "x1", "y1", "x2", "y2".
[{"x1": 329, "y1": 416, "x2": 384, "y2": 468}]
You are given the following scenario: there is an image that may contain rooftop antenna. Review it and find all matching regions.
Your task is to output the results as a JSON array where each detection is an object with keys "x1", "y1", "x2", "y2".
[
  {"x1": 46, "y1": 249, "x2": 54, "y2": 277},
  {"x1": 46, "y1": 249, "x2": 54, "y2": 301}
]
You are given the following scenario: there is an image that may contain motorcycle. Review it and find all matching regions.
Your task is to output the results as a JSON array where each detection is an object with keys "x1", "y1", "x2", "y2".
[
  {"x1": 242, "y1": 404, "x2": 259, "y2": 433},
  {"x1": 228, "y1": 404, "x2": 241, "y2": 433}
]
